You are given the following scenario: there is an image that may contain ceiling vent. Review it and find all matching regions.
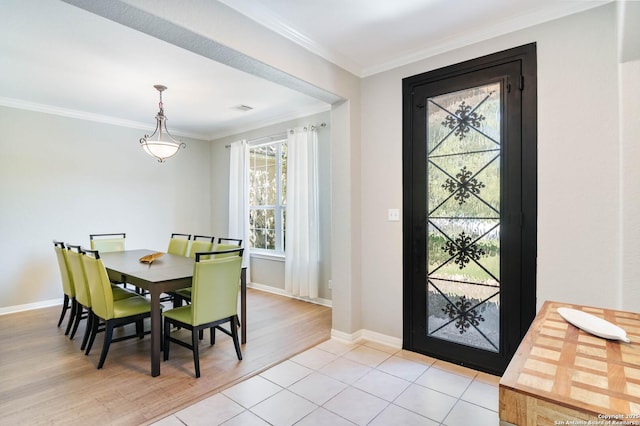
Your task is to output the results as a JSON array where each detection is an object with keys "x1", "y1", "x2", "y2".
[{"x1": 233, "y1": 104, "x2": 254, "y2": 112}]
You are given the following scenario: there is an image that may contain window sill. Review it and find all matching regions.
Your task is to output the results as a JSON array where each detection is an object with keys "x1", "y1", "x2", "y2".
[{"x1": 250, "y1": 252, "x2": 285, "y2": 262}]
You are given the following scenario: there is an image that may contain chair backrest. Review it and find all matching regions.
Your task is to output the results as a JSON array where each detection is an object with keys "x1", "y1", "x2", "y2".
[
  {"x1": 217, "y1": 237, "x2": 242, "y2": 246},
  {"x1": 53, "y1": 241, "x2": 74, "y2": 298},
  {"x1": 81, "y1": 249, "x2": 115, "y2": 320},
  {"x1": 214, "y1": 238, "x2": 243, "y2": 258},
  {"x1": 192, "y1": 248, "x2": 244, "y2": 326},
  {"x1": 187, "y1": 235, "x2": 215, "y2": 259},
  {"x1": 90, "y1": 233, "x2": 126, "y2": 252},
  {"x1": 167, "y1": 233, "x2": 191, "y2": 256},
  {"x1": 66, "y1": 245, "x2": 91, "y2": 308}
]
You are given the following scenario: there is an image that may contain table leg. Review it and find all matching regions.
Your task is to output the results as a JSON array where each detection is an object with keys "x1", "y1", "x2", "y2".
[
  {"x1": 150, "y1": 289, "x2": 161, "y2": 377},
  {"x1": 241, "y1": 267, "x2": 246, "y2": 344}
]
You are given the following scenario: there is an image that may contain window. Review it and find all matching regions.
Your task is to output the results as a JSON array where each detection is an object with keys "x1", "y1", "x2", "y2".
[{"x1": 249, "y1": 139, "x2": 287, "y2": 254}]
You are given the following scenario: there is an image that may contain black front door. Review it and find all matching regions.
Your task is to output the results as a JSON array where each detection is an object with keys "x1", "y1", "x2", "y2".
[{"x1": 402, "y1": 44, "x2": 537, "y2": 375}]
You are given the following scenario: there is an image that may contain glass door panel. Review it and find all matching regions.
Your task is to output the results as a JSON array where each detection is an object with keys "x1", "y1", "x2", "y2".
[{"x1": 427, "y1": 84, "x2": 501, "y2": 352}]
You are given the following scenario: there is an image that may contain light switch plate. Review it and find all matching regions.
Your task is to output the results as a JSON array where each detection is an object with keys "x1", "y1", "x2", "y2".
[{"x1": 388, "y1": 208, "x2": 400, "y2": 222}]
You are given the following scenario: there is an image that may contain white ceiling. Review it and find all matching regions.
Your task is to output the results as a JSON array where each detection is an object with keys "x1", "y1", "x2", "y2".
[
  {"x1": 219, "y1": 0, "x2": 611, "y2": 77},
  {"x1": 0, "y1": 0, "x2": 611, "y2": 140},
  {"x1": 0, "y1": 0, "x2": 330, "y2": 140}
]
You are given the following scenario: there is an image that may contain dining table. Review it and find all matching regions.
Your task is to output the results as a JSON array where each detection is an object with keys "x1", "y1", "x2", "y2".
[{"x1": 100, "y1": 249, "x2": 247, "y2": 377}]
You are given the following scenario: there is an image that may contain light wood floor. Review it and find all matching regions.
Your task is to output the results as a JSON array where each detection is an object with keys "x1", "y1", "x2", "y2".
[{"x1": 0, "y1": 289, "x2": 331, "y2": 425}]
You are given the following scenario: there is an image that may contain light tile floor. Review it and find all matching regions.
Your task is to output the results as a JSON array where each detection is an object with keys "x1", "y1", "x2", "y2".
[{"x1": 152, "y1": 339, "x2": 501, "y2": 426}]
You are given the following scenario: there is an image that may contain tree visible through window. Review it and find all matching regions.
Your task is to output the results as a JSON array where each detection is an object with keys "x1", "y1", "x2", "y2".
[{"x1": 249, "y1": 140, "x2": 287, "y2": 253}]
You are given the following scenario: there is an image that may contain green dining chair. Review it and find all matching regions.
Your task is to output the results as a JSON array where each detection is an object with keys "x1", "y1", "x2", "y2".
[
  {"x1": 90, "y1": 232, "x2": 135, "y2": 291},
  {"x1": 81, "y1": 248, "x2": 153, "y2": 369},
  {"x1": 53, "y1": 240, "x2": 76, "y2": 335},
  {"x1": 66, "y1": 244, "x2": 138, "y2": 350},
  {"x1": 214, "y1": 238, "x2": 243, "y2": 257},
  {"x1": 172, "y1": 238, "x2": 241, "y2": 308},
  {"x1": 163, "y1": 248, "x2": 244, "y2": 378},
  {"x1": 167, "y1": 233, "x2": 191, "y2": 256},
  {"x1": 66, "y1": 244, "x2": 96, "y2": 348},
  {"x1": 171, "y1": 235, "x2": 216, "y2": 308},
  {"x1": 187, "y1": 235, "x2": 215, "y2": 258},
  {"x1": 89, "y1": 233, "x2": 126, "y2": 252}
]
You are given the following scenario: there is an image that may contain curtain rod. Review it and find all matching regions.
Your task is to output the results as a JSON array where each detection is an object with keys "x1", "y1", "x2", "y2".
[{"x1": 225, "y1": 122, "x2": 327, "y2": 148}]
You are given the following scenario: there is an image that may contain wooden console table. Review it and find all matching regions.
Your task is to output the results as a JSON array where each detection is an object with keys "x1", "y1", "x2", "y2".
[{"x1": 499, "y1": 301, "x2": 640, "y2": 425}]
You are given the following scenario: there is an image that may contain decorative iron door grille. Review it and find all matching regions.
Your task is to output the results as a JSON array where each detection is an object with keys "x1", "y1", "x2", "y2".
[
  {"x1": 403, "y1": 44, "x2": 536, "y2": 375},
  {"x1": 426, "y1": 83, "x2": 501, "y2": 352}
]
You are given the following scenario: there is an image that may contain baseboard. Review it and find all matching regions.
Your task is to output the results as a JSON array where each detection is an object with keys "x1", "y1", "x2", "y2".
[
  {"x1": 249, "y1": 282, "x2": 401, "y2": 349},
  {"x1": 0, "y1": 298, "x2": 61, "y2": 316},
  {"x1": 0, "y1": 282, "x2": 333, "y2": 316},
  {"x1": 248, "y1": 282, "x2": 332, "y2": 308},
  {"x1": 330, "y1": 328, "x2": 403, "y2": 349}
]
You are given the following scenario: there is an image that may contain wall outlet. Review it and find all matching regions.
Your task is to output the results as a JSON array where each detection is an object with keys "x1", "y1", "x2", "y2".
[
  {"x1": 388, "y1": 208, "x2": 400, "y2": 222},
  {"x1": 328, "y1": 279, "x2": 332, "y2": 289}
]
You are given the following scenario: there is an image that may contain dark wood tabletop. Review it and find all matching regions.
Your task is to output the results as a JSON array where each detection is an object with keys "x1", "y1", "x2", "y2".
[{"x1": 101, "y1": 249, "x2": 193, "y2": 285}]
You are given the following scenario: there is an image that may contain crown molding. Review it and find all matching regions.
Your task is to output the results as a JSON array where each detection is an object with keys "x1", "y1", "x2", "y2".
[
  {"x1": 222, "y1": 0, "x2": 611, "y2": 79},
  {"x1": 216, "y1": 0, "x2": 363, "y2": 76},
  {"x1": 260, "y1": 19, "x2": 362, "y2": 77},
  {"x1": 0, "y1": 96, "x2": 330, "y2": 142},
  {"x1": 361, "y1": 1, "x2": 612, "y2": 77},
  {"x1": 0, "y1": 96, "x2": 209, "y2": 141}
]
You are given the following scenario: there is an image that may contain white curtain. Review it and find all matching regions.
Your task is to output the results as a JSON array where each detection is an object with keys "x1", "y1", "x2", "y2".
[
  {"x1": 285, "y1": 126, "x2": 320, "y2": 298},
  {"x1": 228, "y1": 140, "x2": 251, "y2": 276}
]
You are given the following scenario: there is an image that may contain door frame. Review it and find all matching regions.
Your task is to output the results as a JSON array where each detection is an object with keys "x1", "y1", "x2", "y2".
[{"x1": 402, "y1": 44, "x2": 537, "y2": 374}]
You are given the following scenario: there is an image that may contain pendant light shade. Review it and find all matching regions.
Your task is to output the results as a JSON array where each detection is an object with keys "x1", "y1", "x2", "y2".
[{"x1": 140, "y1": 85, "x2": 185, "y2": 162}]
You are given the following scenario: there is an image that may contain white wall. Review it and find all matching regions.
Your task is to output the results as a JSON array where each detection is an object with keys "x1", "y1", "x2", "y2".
[
  {"x1": 360, "y1": 3, "x2": 638, "y2": 339},
  {"x1": 621, "y1": 58, "x2": 640, "y2": 311},
  {"x1": 0, "y1": 106, "x2": 211, "y2": 310}
]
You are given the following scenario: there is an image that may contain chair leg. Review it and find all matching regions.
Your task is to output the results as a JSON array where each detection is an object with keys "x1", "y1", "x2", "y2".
[
  {"x1": 210, "y1": 327, "x2": 216, "y2": 345},
  {"x1": 135, "y1": 319, "x2": 144, "y2": 339},
  {"x1": 64, "y1": 299, "x2": 78, "y2": 336},
  {"x1": 81, "y1": 310, "x2": 93, "y2": 351},
  {"x1": 69, "y1": 304, "x2": 84, "y2": 340},
  {"x1": 80, "y1": 310, "x2": 93, "y2": 355},
  {"x1": 83, "y1": 312, "x2": 94, "y2": 354},
  {"x1": 163, "y1": 319, "x2": 171, "y2": 361},
  {"x1": 85, "y1": 312, "x2": 100, "y2": 355},
  {"x1": 160, "y1": 311, "x2": 164, "y2": 349},
  {"x1": 97, "y1": 321, "x2": 114, "y2": 369},
  {"x1": 192, "y1": 329, "x2": 200, "y2": 378},
  {"x1": 231, "y1": 316, "x2": 242, "y2": 361},
  {"x1": 57, "y1": 295, "x2": 70, "y2": 327}
]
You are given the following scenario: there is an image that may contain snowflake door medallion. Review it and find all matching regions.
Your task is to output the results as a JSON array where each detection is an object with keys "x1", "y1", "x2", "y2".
[
  {"x1": 442, "y1": 231, "x2": 486, "y2": 269},
  {"x1": 441, "y1": 101, "x2": 486, "y2": 140},
  {"x1": 442, "y1": 166, "x2": 486, "y2": 205},
  {"x1": 442, "y1": 296, "x2": 485, "y2": 334}
]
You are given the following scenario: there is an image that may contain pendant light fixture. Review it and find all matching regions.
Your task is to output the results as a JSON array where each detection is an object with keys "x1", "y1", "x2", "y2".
[{"x1": 140, "y1": 84, "x2": 185, "y2": 162}]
